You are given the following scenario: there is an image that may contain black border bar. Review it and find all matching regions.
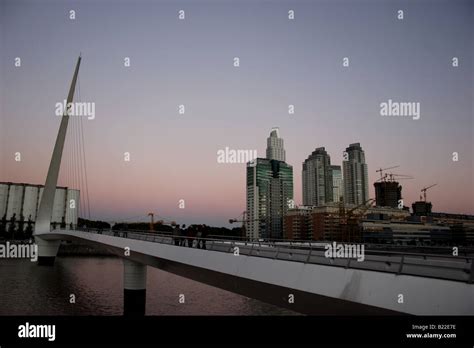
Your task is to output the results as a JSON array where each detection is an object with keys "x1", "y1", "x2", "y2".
[{"x1": 0, "y1": 316, "x2": 473, "y2": 345}]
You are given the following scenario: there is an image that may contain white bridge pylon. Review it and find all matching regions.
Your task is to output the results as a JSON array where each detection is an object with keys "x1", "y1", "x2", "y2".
[{"x1": 34, "y1": 56, "x2": 82, "y2": 266}]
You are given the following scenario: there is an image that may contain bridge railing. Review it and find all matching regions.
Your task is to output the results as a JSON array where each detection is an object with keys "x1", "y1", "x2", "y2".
[{"x1": 66, "y1": 228, "x2": 473, "y2": 283}]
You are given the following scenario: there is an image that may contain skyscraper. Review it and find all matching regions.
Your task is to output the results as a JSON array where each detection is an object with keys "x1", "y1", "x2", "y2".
[
  {"x1": 266, "y1": 127, "x2": 286, "y2": 162},
  {"x1": 246, "y1": 129, "x2": 293, "y2": 240},
  {"x1": 246, "y1": 159, "x2": 293, "y2": 240},
  {"x1": 331, "y1": 165, "x2": 344, "y2": 203},
  {"x1": 342, "y1": 143, "x2": 369, "y2": 205},
  {"x1": 302, "y1": 147, "x2": 333, "y2": 206}
]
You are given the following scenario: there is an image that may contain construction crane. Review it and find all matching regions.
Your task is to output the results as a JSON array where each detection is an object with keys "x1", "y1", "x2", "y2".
[
  {"x1": 147, "y1": 212, "x2": 155, "y2": 232},
  {"x1": 343, "y1": 198, "x2": 376, "y2": 242},
  {"x1": 386, "y1": 173, "x2": 414, "y2": 182},
  {"x1": 376, "y1": 165, "x2": 400, "y2": 181},
  {"x1": 229, "y1": 211, "x2": 266, "y2": 240},
  {"x1": 375, "y1": 173, "x2": 388, "y2": 182},
  {"x1": 421, "y1": 184, "x2": 437, "y2": 202},
  {"x1": 346, "y1": 198, "x2": 376, "y2": 216},
  {"x1": 229, "y1": 211, "x2": 247, "y2": 239},
  {"x1": 148, "y1": 212, "x2": 176, "y2": 232}
]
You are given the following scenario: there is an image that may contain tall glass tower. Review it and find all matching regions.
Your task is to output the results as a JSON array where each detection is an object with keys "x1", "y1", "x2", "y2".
[
  {"x1": 302, "y1": 147, "x2": 333, "y2": 206},
  {"x1": 342, "y1": 143, "x2": 369, "y2": 205},
  {"x1": 266, "y1": 127, "x2": 286, "y2": 162},
  {"x1": 246, "y1": 158, "x2": 293, "y2": 240}
]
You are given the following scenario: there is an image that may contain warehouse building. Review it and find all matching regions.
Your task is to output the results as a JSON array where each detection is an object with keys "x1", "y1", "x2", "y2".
[{"x1": 0, "y1": 182, "x2": 80, "y2": 231}]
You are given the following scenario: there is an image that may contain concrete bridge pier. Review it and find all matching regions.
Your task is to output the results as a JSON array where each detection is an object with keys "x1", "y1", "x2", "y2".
[
  {"x1": 36, "y1": 237, "x2": 61, "y2": 266},
  {"x1": 123, "y1": 259, "x2": 147, "y2": 316}
]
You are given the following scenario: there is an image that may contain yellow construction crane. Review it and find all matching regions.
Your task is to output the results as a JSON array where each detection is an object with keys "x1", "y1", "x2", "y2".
[
  {"x1": 376, "y1": 165, "x2": 400, "y2": 181},
  {"x1": 148, "y1": 212, "x2": 154, "y2": 232},
  {"x1": 148, "y1": 212, "x2": 177, "y2": 232},
  {"x1": 342, "y1": 198, "x2": 376, "y2": 242},
  {"x1": 229, "y1": 211, "x2": 266, "y2": 239},
  {"x1": 386, "y1": 173, "x2": 413, "y2": 182},
  {"x1": 229, "y1": 211, "x2": 247, "y2": 239},
  {"x1": 421, "y1": 184, "x2": 437, "y2": 202}
]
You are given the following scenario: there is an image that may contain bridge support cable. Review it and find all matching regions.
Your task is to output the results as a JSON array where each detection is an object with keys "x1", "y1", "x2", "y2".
[
  {"x1": 58, "y1": 66, "x2": 92, "y2": 227},
  {"x1": 77, "y1": 75, "x2": 91, "y2": 220}
]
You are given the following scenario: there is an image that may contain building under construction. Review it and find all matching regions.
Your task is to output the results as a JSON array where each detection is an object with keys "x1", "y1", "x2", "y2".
[
  {"x1": 374, "y1": 181, "x2": 402, "y2": 208},
  {"x1": 412, "y1": 184, "x2": 437, "y2": 216},
  {"x1": 412, "y1": 201, "x2": 433, "y2": 216}
]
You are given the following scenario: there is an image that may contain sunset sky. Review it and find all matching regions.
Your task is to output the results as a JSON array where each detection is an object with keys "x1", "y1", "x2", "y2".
[{"x1": 1, "y1": 0, "x2": 472, "y2": 227}]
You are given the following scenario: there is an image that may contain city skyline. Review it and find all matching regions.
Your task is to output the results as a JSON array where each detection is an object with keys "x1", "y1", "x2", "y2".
[
  {"x1": 1, "y1": 0, "x2": 473, "y2": 227},
  {"x1": 2, "y1": 126, "x2": 471, "y2": 227}
]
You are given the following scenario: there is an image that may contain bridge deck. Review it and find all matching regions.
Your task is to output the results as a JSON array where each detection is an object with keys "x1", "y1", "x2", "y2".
[
  {"x1": 80, "y1": 229, "x2": 472, "y2": 283},
  {"x1": 38, "y1": 228, "x2": 474, "y2": 315}
]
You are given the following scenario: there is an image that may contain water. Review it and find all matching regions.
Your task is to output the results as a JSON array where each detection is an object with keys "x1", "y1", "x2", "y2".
[{"x1": 0, "y1": 257, "x2": 298, "y2": 315}]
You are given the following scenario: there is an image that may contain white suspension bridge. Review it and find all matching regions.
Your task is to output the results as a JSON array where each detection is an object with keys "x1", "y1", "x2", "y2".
[{"x1": 32, "y1": 56, "x2": 474, "y2": 316}]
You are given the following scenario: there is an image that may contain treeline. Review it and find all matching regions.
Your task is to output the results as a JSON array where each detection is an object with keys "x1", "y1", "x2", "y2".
[
  {"x1": 78, "y1": 218, "x2": 111, "y2": 230},
  {"x1": 205, "y1": 226, "x2": 243, "y2": 239},
  {"x1": 112, "y1": 222, "x2": 243, "y2": 239},
  {"x1": 112, "y1": 222, "x2": 174, "y2": 232},
  {"x1": 0, "y1": 215, "x2": 243, "y2": 241}
]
